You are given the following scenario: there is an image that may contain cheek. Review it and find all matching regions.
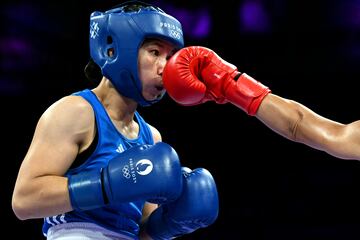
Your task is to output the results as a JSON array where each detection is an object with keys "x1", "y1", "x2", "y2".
[
  {"x1": 139, "y1": 53, "x2": 153, "y2": 67},
  {"x1": 138, "y1": 68, "x2": 152, "y2": 84},
  {"x1": 138, "y1": 57, "x2": 153, "y2": 75}
]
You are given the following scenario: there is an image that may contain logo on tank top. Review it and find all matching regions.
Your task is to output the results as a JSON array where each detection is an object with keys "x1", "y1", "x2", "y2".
[
  {"x1": 122, "y1": 159, "x2": 153, "y2": 183},
  {"x1": 116, "y1": 143, "x2": 125, "y2": 153}
]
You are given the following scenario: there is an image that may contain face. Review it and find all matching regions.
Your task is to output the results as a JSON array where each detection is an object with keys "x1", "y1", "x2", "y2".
[{"x1": 138, "y1": 39, "x2": 177, "y2": 101}]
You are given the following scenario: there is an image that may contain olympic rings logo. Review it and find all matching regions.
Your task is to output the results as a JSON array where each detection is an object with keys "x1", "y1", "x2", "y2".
[
  {"x1": 122, "y1": 165, "x2": 131, "y2": 179},
  {"x1": 121, "y1": 158, "x2": 154, "y2": 183},
  {"x1": 170, "y1": 30, "x2": 182, "y2": 39}
]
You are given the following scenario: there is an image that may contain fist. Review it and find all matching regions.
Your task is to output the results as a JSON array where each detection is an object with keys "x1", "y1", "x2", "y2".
[
  {"x1": 163, "y1": 46, "x2": 270, "y2": 115},
  {"x1": 163, "y1": 46, "x2": 239, "y2": 106}
]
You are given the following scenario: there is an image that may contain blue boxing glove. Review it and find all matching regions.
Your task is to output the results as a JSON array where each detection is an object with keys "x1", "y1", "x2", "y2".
[
  {"x1": 145, "y1": 167, "x2": 219, "y2": 239},
  {"x1": 68, "y1": 142, "x2": 183, "y2": 211}
]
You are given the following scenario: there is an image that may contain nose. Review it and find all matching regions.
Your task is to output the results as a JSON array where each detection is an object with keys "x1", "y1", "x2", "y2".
[{"x1": 158, "y1": 57, "x2": 167, "y2": 75}]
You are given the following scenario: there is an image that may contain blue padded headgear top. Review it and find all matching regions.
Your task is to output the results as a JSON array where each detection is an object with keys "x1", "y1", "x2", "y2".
[{"x1": 89, "y1": 1, "x2": 184, "y2": 106}]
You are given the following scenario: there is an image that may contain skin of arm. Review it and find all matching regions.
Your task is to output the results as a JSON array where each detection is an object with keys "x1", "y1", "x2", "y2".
[
  {"x1": 12, "y1": 96, "x2": 96, "y2": 220},
  {"x1": 256, "y1": 93, "x2": 360, "y2": 160},
  {"x1": 12, "y1": 94, "x2": 162, "y2": 240}
]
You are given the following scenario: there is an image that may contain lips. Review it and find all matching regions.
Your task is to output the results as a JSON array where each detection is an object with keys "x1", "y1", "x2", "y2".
[
  {"x1": 155, "y1": 85, "x2": 164, "y2": 91},
  {"x1": 152, "y1": 85, "x2": 165, "y2": 99}
]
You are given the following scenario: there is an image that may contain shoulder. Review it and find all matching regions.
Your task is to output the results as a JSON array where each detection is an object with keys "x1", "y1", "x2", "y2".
[
  {"x1": 42, "y1": 95, "x2": 94, "y2": 125},
  {"x1": 37, "y1": 95, "x2": 95, "y2": 142},
  {"x1": 147, "y1": 124, "x2": 162, "y2": 143}
]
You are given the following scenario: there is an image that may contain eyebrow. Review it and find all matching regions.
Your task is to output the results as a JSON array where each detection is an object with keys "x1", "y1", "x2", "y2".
[
  {"x1": 143, "y1": 39, "x2": 177, "y2": 53},
  {"x1": 144, "y1": 40, "x2": 164, "y2": 48}
]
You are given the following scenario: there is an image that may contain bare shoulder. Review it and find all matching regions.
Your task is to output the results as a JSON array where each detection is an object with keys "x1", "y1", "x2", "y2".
[
  {"x1": 42, "y1": 95, "x2": 94, "y2": 127},
  {"x1": 22, "y1": 95, "x2": 95, "y2": 175},
  {"x1": 46, "y1": 95, "x2": 92, "y2": 116},
  {"x1": 36, "y1": 95, "x2": 95, "y2": 144},
  {"x1": 147, "y1": 124, "x2": 162, "y2": 143}
]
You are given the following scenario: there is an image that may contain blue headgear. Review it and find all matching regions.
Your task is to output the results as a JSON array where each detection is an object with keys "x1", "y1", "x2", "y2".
[{"x1": 89, "y1": 1, "x2": 184, "y2": 106}]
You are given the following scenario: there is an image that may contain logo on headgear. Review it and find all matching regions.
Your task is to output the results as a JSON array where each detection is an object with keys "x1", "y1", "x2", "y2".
[
  {"x1": 160, "y1": 21, "x2": 182, "y2": 40},
  {"x1": 90, "y1": 22, "x2": 100, "y2": 39},
  {"x1": 135, "y1": 159, "x2": 153, "y2": 176},
  {"x1": 170, "y1": 30, "x2": 181, "y2": 39}
]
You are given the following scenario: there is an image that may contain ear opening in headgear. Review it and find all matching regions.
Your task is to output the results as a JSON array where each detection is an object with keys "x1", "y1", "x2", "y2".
[
  {"x1": 107, "y1": 36, "x2": 113, "y2": 44},
  {"x1": 106, "y1": 36, "x2": 115, "y2": 57}
]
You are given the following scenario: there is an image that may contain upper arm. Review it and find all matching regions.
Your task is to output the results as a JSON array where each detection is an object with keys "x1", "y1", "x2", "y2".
[
  {"x1": 18, "y1": 96, "x2": 94, "y2": 178},
  {"x1": 12, "y1": 96, "x2": 95, "y2": 219},
  {"x1": 321, "y1": 120, "x2": 360, "y2": 160}
]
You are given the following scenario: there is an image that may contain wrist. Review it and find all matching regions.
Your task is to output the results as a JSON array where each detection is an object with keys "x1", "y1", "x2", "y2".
[
  {"x1": 67, "y1": 169, "x2": 105, "y2": 211},
  {"x1": 145, "y1": 206, "x2": 176, "y2": 240},
  {"x1": 225, "y1": 73, "x2": 270, "y2": 115}
]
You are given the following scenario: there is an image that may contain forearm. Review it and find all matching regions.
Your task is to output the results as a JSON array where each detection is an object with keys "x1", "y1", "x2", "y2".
[
  {"x1": 256, "y1": 94, "x2": 340, "y2": 150},
  {"x1": 139, "y1": 224, "x2": 153, "y2": 240},
  {"x1": 12, "y1": 175, "x2": 72, "y2": 220},
  {"x1": 139, "y1": 203, "x2": 158, "y2": 240}
]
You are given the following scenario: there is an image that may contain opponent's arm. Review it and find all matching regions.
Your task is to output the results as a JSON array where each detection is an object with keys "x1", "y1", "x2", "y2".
[
  {"x1": 256, "y1": 94, "x2": 360, "y2": 160},
  {"x1": 163, "y1": 46, "x2": 270, "y2": 115},
  {"x1": 12, "y1": 96, "x2": 93, "y2": 219},
  {"x1": 163, "y1": 46, "x2": 360, "y2": 160}
]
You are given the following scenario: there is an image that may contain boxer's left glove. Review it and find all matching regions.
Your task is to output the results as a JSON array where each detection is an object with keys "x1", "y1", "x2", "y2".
[
  {"x1": 163, "y1": 46, "x2": 271, "y2": 115},
  {"x1": 68, "y1": 142, "x2": 183, "y2": 211},
  {"x1": 145, "y1": 167, "x2": 219, "y2": 239}
]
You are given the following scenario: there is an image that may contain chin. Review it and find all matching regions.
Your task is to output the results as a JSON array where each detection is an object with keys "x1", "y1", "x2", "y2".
[
  {"x1": 143, "y1": 96, "x2": 157, "y2": 102},
  {"x1": 146, "y1": 93, "x2": 162, "y2": 101}
]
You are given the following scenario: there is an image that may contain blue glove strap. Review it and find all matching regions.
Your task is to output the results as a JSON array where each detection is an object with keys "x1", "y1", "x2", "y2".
[{"x1": 68, "y1": 169, "x2": 105, "y2": 211}]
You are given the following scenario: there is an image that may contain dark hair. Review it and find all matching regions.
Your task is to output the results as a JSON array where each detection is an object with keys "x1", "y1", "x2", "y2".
[
  {"x1": 84, "y1": 58, "x2": 102, "y2": 85},
  {"x1": 111, "y1": 1, "x2": 163, "y2": 13}
]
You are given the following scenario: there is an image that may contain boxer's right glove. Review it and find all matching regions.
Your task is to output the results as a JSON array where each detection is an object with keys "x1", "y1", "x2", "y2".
[
  {"x1": 163, "y1": 46, "x2": 271, "y2": 116},
  {"x1": 68, "y1": 142, "x2": 183, "y2": 211},
  {"x1": 145, "y1": 167, "x2": 219, "y2": 239}
]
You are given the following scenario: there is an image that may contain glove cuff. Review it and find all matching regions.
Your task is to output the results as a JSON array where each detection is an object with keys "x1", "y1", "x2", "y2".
[
  {"x1": 226, "y1": 73, "x2": 270, "y2": 115},
  {"x1": 68, "y1": 169, "x2": 105, "y2": 211}
]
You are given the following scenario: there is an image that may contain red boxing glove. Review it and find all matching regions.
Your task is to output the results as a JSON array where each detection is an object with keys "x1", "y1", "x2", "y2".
[{"x1": 163, "y1": 46, "x2": 271, "y2": 115}]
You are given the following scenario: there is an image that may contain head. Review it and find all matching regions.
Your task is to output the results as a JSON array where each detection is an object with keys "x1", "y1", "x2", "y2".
[{"x1": 89, "y1": 1, "x2": 184, "y2": 106}]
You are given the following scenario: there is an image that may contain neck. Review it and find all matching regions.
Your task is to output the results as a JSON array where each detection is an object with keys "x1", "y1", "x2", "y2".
[{"x1": 92, "y1": 78, "x2": 138, "y2": 123}]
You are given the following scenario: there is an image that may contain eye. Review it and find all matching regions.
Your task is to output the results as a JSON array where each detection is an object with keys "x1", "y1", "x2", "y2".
[{"x1": 150, "y1": 49, "x2": 160, "y2": 56}]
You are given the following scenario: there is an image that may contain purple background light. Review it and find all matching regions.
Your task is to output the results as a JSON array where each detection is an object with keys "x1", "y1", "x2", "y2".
[
  {"x1": 161, "y1": 5, "x2": 211, "y2": 39},
  {"x1": 2, "y1": 1, "x2": 360, "y2": 240},
  {"x1": 239, "y1": 0, "x2": 270, "y2": 33}
]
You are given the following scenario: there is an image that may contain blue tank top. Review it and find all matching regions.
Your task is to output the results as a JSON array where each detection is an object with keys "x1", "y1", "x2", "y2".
[{"x1": 42, "y1": 89, "x2": 155, "y2": 239}]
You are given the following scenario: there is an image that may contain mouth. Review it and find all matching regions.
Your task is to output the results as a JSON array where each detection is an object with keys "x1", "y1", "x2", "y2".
[
  {"x1": 155, "y1": 85, "x2": 164, "y2": 91},
  {"x1": 153, "y1": 85, "x2": 165, "y2": 99}
]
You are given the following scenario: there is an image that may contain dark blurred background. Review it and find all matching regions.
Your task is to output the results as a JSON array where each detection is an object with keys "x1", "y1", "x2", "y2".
[{"x1": 2, "y1": 0, "x2": 360, "y2": 239}]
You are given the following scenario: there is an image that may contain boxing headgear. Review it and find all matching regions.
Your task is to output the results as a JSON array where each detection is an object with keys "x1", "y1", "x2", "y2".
[{"x1": 89, "y1": 1, "x2": 184, "y2": 106}]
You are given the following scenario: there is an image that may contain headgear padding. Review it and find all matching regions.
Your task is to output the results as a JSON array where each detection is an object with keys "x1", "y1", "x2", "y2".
[{"x1": 89, "y1": 1, "x2": 184, "y2": 106}]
